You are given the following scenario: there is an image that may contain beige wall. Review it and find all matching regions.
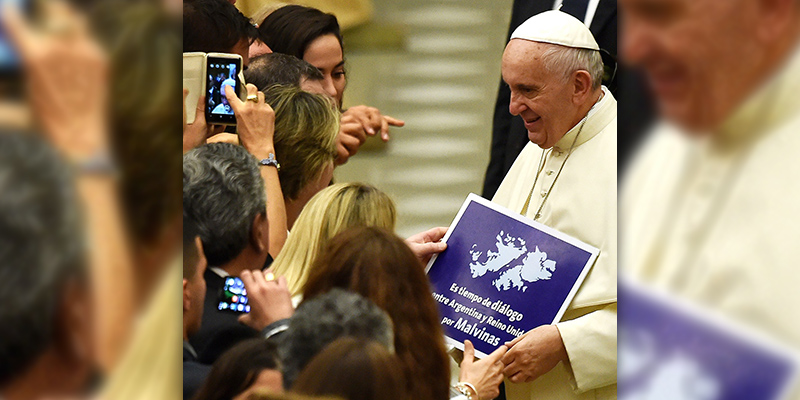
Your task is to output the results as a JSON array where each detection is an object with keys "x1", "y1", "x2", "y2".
[
  {"x1": 237, "y1": 0, "x2": 373, "y2": 28},
  {"x1": 333, "y1": 0, "x2": 513, "y2": 238}
]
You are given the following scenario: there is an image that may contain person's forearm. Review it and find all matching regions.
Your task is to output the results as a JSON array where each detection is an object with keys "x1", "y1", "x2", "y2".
[
  {"x1": 261, "y1": 164, "x2": 287, "y2": 258},
  {"x1": 249, "y1": 144, "x2": 287, "y2": 258},
  {"x1": 77, "y1": 174, "x2": 136, "y2": 373}
]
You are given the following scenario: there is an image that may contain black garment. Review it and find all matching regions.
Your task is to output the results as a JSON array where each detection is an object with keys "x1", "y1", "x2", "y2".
[
  {"x1": 481, "y1": 0, "x2": 626, "y2": 199},
  {"x1": 183, "y1": 341, "x2": 212, "y2": 400},
  {"x1": 188, "y1": 268, "x2": 257, "y2": 361},
  {"x1": 188, "y1": 254, "x2": 276, "y2": 364},
  {"x1": 560, "y1": 0, "x2": 590, "y2": 24}
]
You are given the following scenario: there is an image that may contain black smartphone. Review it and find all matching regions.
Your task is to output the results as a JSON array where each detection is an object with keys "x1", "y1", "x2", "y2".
[
  {"x1": 204, "y1": 53, "x2": 242, "y2": 126},
  {"x1": 218, "y1": 276, "x2": 250, "y2": 313}
]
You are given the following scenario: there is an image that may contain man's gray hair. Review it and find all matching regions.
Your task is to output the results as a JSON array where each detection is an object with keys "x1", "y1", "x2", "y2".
[
  {"x1": 541, "y1": 43, "x2": 604, "y2": 90},
  {"x1": 183, "y1": 143, "x2": 266, "y2": 267},
  {"x1": 0, "y1": 133, "x2": 86, "y2": 385},
  {"x1": 278, "y1": 289, "x2": 394, "y2": 389}
]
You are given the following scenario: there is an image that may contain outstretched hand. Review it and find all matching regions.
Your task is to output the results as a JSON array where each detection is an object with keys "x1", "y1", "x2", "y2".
[
  {"x1": 335, "y1": 105, "x2": 404, "y2": 165},
  {"x1": 460, "y1": 340, "x2": 508, "y2": 400}
]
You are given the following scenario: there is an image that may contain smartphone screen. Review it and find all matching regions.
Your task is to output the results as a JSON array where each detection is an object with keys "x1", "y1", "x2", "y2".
[
  {"x1": 218, "y1": 277, "x2": 250, "y2": 313},
  {"x1": 0, "y1": 0, "x2": 30, "y2": 75},
  {"x1": 205, "y1": 55, "x2": 241, "y2": 125}
]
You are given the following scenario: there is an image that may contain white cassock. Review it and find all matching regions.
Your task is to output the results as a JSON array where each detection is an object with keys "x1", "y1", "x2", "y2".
[
  {"x1": 621, "y1": 46, "x2": 800, "y2": 361},
  {"x1": 492, "y1": 87, "x2": 617, "y2": 400}
]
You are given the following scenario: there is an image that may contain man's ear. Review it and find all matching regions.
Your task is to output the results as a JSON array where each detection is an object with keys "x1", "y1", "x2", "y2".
[
  {"x1": 183, "y1": 278, "x2": 191, "y2": 313},
  {"x1": 250, "y1": 212, "x2": 269, "y2": 253},
  {"x1": 754, "y1": 0, "x2": 797, "y2": 43},
  {"x1": 194, "y1": 237, "x2": 207, "y2": 276},
  {"x1": 572, "y1": 70, "x2": 594, "y2": 104}
]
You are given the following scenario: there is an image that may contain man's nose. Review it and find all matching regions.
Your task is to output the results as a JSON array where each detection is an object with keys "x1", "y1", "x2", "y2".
[
  {"x1": 508, "y1": 92, "x2": 525, "y2": 116},
  {"x1": 620, "y1": 17, "x2": 651, "y2": 67}
]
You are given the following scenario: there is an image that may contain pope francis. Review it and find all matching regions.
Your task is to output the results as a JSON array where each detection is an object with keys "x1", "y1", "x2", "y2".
[{"x1": 487, "y1": 10, "x2": 617, "y2": 400}]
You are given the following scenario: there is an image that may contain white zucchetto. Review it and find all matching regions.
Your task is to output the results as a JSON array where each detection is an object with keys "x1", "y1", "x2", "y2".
[{"x1": 510, "y1": 10, "x2": 599, "y2": 51}]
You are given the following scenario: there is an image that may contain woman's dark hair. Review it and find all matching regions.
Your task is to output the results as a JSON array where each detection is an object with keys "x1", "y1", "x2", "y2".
[
  {"x1": 302, "y1": 227, "x2": 450, "y2": 400},
  {"x1": 292, "y1": 337, "x2": 407, "y2": 400},
  {"x1": 183, "y1": 0, "x2": 258, "y2": 53},
  {"x1": 257, "y1": 5, "x2": 343, "y2": 60},
  {"x1": 192, "y1": 339, "x2": 282, "y2": 400}
]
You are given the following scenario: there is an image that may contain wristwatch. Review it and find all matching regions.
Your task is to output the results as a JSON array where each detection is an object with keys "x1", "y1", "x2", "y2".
[
  {"x1": 259, "y1": 153, "x2": 280, "y2": 171},
  {"x1": 76, "y1": 150, "x2": 119, "y2": 177}
]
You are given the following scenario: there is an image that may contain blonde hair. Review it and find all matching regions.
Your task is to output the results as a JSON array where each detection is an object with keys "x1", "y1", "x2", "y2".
[
  {"x1": 265, "y1": 85, "x2": 339, "y2": 201},
  {"x1": 271, "y1": 183, "x2": 396, "y2": 295},
  {"x1": 100, "y1": 263, "x2": 182, "y2": 400}
]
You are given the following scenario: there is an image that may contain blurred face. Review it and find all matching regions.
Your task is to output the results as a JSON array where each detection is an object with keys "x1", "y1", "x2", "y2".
[
  {"x1": 502, "y1": 40, "x2": 584, "y2": 149},
  {"x1": 303, "y1": 34, "x2": 345, "y2": 108},
  {"x1": 233, "y1": 369, "x2": 283, "y2": 400},
  {"x1": 185, "y1": 237, "x2": 207, "y2": 336},
  {"x1": 620, "y1": 0, "x2": 770, "y2": 131}
]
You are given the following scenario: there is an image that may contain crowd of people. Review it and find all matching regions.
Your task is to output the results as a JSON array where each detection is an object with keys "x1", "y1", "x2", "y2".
[
  {"x1": 0, "y1": 0, "x2": 621, "y2": 397},
  {"x1": 181, "y1": 1, "x2": 506, "y2": 400},
  {"x1": 178, "y1": 0, "x2": 623, "y2": 397}
]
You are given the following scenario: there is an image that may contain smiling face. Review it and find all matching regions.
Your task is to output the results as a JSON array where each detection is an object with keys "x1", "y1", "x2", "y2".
[
  {"x1": 620, "y1": 0, "x2": 777, "y2": 132},
  {"x1": 303, "y1": 34, "x2": 346, "y2": 108},
  {"x1": 502, "y1": 40, "x2": 588, "y2": 149}
]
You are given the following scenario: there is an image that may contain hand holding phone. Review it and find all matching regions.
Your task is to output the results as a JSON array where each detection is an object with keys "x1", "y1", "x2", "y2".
[
  {"x1": 237, "y1": 269, "x2": 294, "y2": 331},
  {"x1": 224, "y1": 83, "x2": 276, "y2": 159}
]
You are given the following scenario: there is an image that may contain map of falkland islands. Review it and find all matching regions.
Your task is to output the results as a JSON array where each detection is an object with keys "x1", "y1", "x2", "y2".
[{"x1": 469, "y1": 231, "x2": 557, "y2": 292}]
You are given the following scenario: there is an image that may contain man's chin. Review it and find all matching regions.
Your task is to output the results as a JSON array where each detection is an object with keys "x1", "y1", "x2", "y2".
[
  {"x1": 527, "y1": 131, "x2": 548, "y2": 148},
  {"x1": 658, "y1": 99, "x2": 713, "y2": 134}
]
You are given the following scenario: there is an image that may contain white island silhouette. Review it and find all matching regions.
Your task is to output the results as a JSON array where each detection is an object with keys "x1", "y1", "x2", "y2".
[{"x1": 469, "y1": 231, "x2": 557, "y2": 292}]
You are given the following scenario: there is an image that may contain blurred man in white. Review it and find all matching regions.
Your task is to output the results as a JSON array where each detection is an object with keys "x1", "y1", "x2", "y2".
[
  {"x1": 490, "y1": 10, "x2": 617, "y2": 400},
  {"x1": 620, "y1": 0, "x2": 800, "y2": 363}
]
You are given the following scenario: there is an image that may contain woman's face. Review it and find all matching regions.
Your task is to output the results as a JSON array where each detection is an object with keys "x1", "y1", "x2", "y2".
[{"x1": 303, "y1": 34, "x2": 346, "y2": 108}]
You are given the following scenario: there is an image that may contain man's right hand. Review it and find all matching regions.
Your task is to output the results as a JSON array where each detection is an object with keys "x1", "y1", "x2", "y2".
[
  {"x1": 225, "y1": 83, "x2": 275, "y2": 159},
  {"x1": 238, "y1": 269, "x2": 294, "y2": 332}
]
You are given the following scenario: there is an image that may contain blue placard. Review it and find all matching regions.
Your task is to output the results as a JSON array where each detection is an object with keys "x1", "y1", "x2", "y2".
[
  {"x1": 426, "y1": 193, "x2": 599, "y2": 357},
  {"x1": 619, "y1": 280, "x2": 799, "y2": 400}
]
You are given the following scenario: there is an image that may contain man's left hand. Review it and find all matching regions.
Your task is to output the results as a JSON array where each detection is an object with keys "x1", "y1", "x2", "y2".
[{"x1": 502, "y1": 325, "x2": 568, "y2": 384}]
